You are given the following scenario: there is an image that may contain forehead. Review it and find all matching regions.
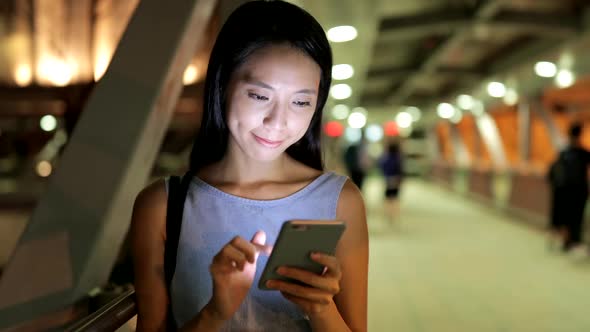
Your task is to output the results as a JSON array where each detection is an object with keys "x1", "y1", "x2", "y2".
[{"x1": 233, "y1": 44, "x2": 321, "y2": 84}]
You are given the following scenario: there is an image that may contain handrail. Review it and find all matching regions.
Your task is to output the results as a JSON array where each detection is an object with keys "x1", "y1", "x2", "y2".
[{"x1": 65, "y1": 288, "x2": 137, "y2": 332}]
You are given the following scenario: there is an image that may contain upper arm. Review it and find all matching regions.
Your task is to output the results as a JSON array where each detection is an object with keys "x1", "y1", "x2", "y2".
[
  {"x1": 130, "y1": 179, "x2": 170, "y2": 332},
  {"x1": 334, "y1": 179, "x2": 369, "y2": 332}
]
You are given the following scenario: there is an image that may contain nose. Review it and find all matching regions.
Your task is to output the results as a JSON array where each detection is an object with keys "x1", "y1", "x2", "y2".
[{"x1": 263, "y1": 103, "x2": 287, "y2": 130}]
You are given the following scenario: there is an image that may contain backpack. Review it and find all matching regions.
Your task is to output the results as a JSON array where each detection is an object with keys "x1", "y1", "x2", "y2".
[
  {"x1": 164, "y1": 172, "x2": 192, "y2": 330},
  {"x1": 548, "y1": 149, "x2": 586, "y2": 188}
]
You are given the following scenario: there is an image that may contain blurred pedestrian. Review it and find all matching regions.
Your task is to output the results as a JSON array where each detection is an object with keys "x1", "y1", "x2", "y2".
[
  {"x1": 547, "y1": 122, "x2": 590, "y2": 255},
  {"x1": 379, "y1": 140, "x2": 404, "y2": 225}
]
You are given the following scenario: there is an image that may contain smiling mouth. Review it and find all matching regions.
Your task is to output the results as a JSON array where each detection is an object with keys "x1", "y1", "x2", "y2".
[{"x1": 253, "y1": 134, "x2": 284, "y2": 148}]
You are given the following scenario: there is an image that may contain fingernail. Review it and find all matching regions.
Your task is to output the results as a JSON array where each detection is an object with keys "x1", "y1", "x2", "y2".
[
  {"x1": 266, "y1": 280, "x2": 275, "y2": 288},
  {"x1": 276, "y1": 267, "x2": 286, "y2": 274}
]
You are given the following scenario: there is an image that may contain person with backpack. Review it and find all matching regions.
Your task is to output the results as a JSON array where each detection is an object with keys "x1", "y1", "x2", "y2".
[
  {"x1": 129, "y1": 1, "x2": 368, "y2": 331},
  {"x1": 547, "y1": 122, "x2": 590, "y2": 253}
]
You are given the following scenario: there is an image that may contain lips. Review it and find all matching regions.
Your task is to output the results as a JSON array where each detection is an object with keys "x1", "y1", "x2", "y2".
[{"x1": 253, "y1": 134, "x2": 283, "y2": 148}]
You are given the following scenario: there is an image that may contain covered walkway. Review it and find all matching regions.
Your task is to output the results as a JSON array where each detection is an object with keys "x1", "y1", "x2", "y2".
[{"x1": 365, "y1": 176, "x2": 590, "y2": 332}]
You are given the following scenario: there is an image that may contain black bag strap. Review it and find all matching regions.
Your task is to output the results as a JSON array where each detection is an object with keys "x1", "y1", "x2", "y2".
[{"x1": 164, "y1": 171, "x2": 192, "y2": 329}]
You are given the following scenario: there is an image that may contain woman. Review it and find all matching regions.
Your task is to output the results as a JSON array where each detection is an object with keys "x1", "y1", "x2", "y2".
[
  {"x1": 379, "y1": 140, "x2": 404, "y2": 225},
  {"x1": 130, "y1": 1, "x2": 368, "y2": 331}
]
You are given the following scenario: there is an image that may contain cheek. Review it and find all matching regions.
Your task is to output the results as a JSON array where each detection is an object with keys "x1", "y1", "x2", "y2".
[{"x1": 289, "y1": 111, "x2": 315, "y2": 138}]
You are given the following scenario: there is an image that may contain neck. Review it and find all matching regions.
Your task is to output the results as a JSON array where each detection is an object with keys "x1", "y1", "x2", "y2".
[{"x1": 211, "y1": 147, "x2": 290, "y2": 184}]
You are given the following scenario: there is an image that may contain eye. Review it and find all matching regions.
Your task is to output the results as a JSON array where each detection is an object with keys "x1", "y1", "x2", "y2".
[
  {"x1": 248, "y1": 92, "x2": 269, "y2": 101},
  {"x1": 293, "y1": 100, "x2": 312, "y2": 107}
]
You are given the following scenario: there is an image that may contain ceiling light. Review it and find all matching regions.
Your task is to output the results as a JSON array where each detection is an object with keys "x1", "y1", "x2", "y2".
[
  {"x1": 457, "y1": 94, "x2": 474, "y2": 110},
  {"x1": 39, "y1": 57, "x2": 74, "y2": 86},
  {"x1": 365, "y1": 124, "x2": 383, "y2": 142},
  {"x1": 183, "y1": 64, "x2": 198, "y2": 85},
  {"x1": 449, "y1": 109, "x2": 463, "y2": 124},
  {"x1": 503, "y1": 89, "x2": 518, "y2": 105},
  {"x1": 344, "y1": 127, "x2": 362, "y2": 143},
  {"x1": 332, "y1": 64, "x2": 354, "y2": 80},
  {"x1": 487, "y1": 82, "x2": 506, "y2": 98},
  {"x1": 327, "y1": 26, "x2": 358, "y2": 43},
  {"x1": 437, "y1": 103, "x2": 455, "y2": 119},
  {"x1": 36, "y1": 161, "x2": 53, "y2": 177},
  {"x1": 331, "y1": 104, "x2": 350, "y2": 120},
  {"x1": 14, "y1": 64, "x2": 32, "y2": 86},
  {"x1": 472, "y1": 100, "x2": 485, "y2": 117},
  {"x1": 348, "y1": 111, "x2": 367, "y2": 129},
  {"x1": 330, "y1": 83, "x2": 352, "y2": 100},
  {"x1": 405, "y1": 106, "x2": 421, "y2": 122},
  {"x1": 555, "y1": 69, "x2": 575, "y2": 88},
  {"x1": 534, "y1": 61, "x2": 557, "y2": 78},
  {"x1": 395, "y1": 112, "x2": 413, "y2": 129},
  {"x1": 40, "y1": 115, "x2": 57, "y2": 132}
]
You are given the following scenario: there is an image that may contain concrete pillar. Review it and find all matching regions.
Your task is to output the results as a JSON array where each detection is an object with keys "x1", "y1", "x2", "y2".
[{"x1": 0, "y1": 0, "x2": 217, "y2": 327}]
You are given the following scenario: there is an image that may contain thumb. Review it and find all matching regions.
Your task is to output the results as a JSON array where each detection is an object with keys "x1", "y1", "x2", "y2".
[
  {"x1": 251, "y1": 231, "x2": 272, "y2": 256},
  {"x1": 251, "y1": 230, "x2": 266, "y2": 245}
]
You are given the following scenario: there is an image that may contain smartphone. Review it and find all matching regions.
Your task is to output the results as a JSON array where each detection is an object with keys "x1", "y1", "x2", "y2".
[{"x1": 258, "y1": 220, "x2": 346, "y2": 290}]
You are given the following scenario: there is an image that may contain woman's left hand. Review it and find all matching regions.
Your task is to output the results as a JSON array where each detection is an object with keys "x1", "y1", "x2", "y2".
[{"x1": 265, "y1": 252, "x2": 342, "y2": 316}]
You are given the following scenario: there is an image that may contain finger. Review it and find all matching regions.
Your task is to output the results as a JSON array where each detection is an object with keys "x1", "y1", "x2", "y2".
[
  {"x1": 310, "y1": 252, "x2": 341, "y2": 278},
  {"x1": 229, "y1": 236, "x2": 257, "y2": 263},
  {"x1": 266, "y1": 280, "x2": 331, "y2": 304},
  {"x1": 214, "y1": 244, "x2": 248, "y2": 270},
  {"x1": 275, "y1": 267, "x2": 339, "y2": 294},
  {"x1": 250, "y1": 231, "x2": 273, "y2": 256}
]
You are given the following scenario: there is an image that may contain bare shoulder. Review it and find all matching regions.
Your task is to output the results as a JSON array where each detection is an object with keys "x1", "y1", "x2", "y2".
[
  {"x1": 336, "y1": 178, "x2": 365, "y2": 220},
  {"x1": 131, "y1": 179, "x2": 168, "y2": 244}
]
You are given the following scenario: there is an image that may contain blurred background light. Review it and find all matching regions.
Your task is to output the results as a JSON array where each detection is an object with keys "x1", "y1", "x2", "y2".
[
  {"x1": 332, "y1": 64, "x2": 354, "y2": 80},
  {"x1": 327, "y1": 26, "x2": 358, "y2": 42},
  {"x1": 331, "y1": 83, "x2": 352, "y2": 100},
  {"x1": 348, "y1": 111, "x2": 367, "y2": 128},
  {"x1": 331, "y1": 104, "x2": 350, "y2": 120},
  {"x1": 40, "y1": 115, "x2": 57, "y2": 132}
]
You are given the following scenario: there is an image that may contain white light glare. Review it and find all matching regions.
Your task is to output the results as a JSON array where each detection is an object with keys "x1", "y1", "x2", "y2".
[
  {"x1": 395, "y1": 112, "x2": 413, "y2": 129},
  {"x1": 330, "y1": 84, "x2": 352, "y2": 100},
  {"x1": 504, "y1": 89, "x2": 519, "y2": 105},
  {"x1": 40, "y1": 115, "x2": 57, "y2": 132},
  {"x1": 344, "y1": 127, "x2": 362, "y2": 143},
  {"x1": 332, "y1": 64, "x2": 354, "y2": 80},
  {"x1": 348, "y1": 111, "x2": 367, "y2": 129},
  {"x1": 556, "y1": 69, "x2": 575, "y2": 88},
  {"x1": 327, "y1": 26, "x2": 358, "y2": 43},
  {"x1": 405, "y1": 106, "x2": 421, "y2": 122},
  {"x1": 450, "y1": 109, "x2": 463, "y2": 124},
  {"x1": 365, "y1": 124, "x2": 383, "y2": 142},
  {"x1": 535, "y1": 61, "x2": 557, "y2": 78},
  {"x1": 457, "y1": 94, "x2": 475, "y2": 110},
  {"x1": 487, "y1": 82, "x2": 506, "y2": 98},
  {"x1": 437, "y1": 103, "x2": 455, "y2": 119},
  {"x1": 331, "y1": 104, "x2": 350, "y2": 120}
]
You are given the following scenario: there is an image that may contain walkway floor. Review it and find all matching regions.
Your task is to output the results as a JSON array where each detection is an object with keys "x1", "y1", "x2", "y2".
[{"x1": 365, "y1": 176, "x2": 590, "y2": 332}]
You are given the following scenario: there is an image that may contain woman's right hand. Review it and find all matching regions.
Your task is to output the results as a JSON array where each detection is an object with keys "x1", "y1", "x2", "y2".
[{"x1": 204, "y1": 231, "x2": 270, "y2": 321}]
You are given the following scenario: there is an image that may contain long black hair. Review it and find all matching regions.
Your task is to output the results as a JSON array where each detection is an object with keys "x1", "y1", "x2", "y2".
[{"x1": 188, "y1": 0, "x2": 333, "y2": 172}]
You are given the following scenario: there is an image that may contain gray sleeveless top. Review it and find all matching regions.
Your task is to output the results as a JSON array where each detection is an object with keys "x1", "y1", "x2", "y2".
[{"x1": 169, "y1": 172, "x2": 348, "y2": 331}]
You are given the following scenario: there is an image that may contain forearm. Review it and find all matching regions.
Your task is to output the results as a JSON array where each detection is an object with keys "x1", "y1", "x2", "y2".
[
  {"x1": 178, "y1": 303, "x2": 225, "y2": 332},
  {"x1": 308, "y1": 301, "x2": 352, "y2": 332}
]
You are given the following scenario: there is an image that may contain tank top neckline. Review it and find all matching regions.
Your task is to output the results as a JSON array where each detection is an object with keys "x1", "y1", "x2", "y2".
[{"x1": 191, "y1": 171, "x2": 334, "y2": 206}]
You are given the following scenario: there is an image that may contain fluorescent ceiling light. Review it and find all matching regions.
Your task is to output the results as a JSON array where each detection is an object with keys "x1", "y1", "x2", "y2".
[
  {"x1": 332, "y1": 64, "x2": 354, "y2": 80},
  {"x1": 534, "y1": 61, "x2": 557, "y2": 78},
  {"x1": 327, "y1": 26, "x2": 358, "y2": 43},
  {"x1": 330, "y1": 83, "x2": 352, "y2": 100}
]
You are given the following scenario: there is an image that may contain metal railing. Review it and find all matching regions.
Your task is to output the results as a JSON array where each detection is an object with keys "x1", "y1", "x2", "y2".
[{"x1": 65, "y1": 288, "x2": 137, "y2": 332}]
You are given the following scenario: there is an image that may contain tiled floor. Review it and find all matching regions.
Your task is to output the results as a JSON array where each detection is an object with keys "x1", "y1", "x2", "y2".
[{"x1": 365, "y1": 176, "x2": 590, "y2": 332}]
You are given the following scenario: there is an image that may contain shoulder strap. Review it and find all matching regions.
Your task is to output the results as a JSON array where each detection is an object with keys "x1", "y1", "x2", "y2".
[{"x1": 164, "y1": 171, "x2": 192, "y2": 329}]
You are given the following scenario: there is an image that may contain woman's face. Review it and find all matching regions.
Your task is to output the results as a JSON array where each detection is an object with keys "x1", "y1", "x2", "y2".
[{"x1": 225, "y1": 44, "x2": 321, "y2": 162}]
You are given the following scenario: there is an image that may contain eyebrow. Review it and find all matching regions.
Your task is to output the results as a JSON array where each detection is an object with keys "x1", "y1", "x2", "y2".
[{"x1": 241, "y1": 75, "x2": 317, "y2": 95}]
